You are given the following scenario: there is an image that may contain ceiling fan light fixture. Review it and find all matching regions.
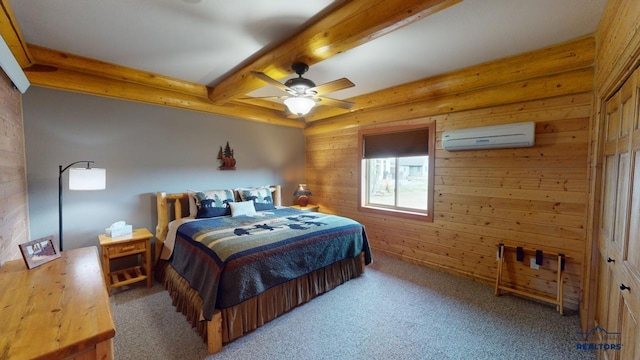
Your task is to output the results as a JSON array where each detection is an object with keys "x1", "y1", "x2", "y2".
[
  {"x1": 251, "y1": 62, "x2": 354, "y2": 116},
  {"x1": 284, "y1": 96, "x2": 315, "y2": 116}
]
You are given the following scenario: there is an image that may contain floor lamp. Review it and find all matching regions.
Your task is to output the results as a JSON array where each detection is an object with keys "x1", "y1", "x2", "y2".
[{"x1": 58, "y1": 160, "x2": 106, "y2": 251}]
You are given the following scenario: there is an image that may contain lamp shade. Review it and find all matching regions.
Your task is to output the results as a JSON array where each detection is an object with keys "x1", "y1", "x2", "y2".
[
  {"x1": 293, "y1": 184, "x2": 311, "y2": 197},
  {"x1": 284, "y1": 96, "x2": 315, "y2": 116},
  {"x1": 69, "y1": 167, "x2": 106, "y2": 190}
]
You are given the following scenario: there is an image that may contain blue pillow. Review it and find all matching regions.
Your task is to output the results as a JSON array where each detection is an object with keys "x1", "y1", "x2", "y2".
[
  {"x1": 194, "y1": 190, "x2": 234, "y2": 218},
  {"x1": 235, "y1": 187, "x2": 276, "y2": 211},
  {"x1": 254, "y1": 202, "x2": 276, "y2": 211},
  {"x1": 196, "y1": 199, "x2": 231, "y2": 218}
]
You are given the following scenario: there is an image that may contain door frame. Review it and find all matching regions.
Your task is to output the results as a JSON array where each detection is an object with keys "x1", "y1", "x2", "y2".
[{"x1": 583, "y1": 52, "x2": 640, "y2": 332}]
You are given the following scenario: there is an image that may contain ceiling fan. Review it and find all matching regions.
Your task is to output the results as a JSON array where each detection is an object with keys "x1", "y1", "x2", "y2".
[{"x1": 248, "y1": 62, "x2": 355, "y2": 117}]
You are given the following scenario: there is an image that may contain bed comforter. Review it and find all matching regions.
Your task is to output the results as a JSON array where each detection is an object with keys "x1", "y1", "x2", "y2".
[{"x1": 168, "y1": 208, "x2": 372, "y2": 321}]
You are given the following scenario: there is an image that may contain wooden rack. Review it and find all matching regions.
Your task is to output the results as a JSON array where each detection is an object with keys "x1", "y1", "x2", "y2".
[{"x1": 494, "y1": 243, "x2": 566, "y2": 315}]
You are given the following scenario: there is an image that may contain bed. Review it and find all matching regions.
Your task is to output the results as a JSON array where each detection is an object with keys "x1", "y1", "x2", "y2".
[{"x1": 154, "y1": 185, "x2": 372, "y2": 353}]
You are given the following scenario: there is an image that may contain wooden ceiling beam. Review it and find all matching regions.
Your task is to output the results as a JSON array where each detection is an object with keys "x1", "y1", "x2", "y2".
[
  {"x1": 207, "y1": 0, "x2": 461, "y2": 105},
  {"x1": 0, "y1": 1, "x2": 295, "y2": 126},
  {"x1": 25, "y1": 65, "x2": 304, "y2": 128},
  {"x1": 29, "y1": 45, "x2": 208, "y2": 98},
  {"x1": 24, "y1": 44, "x2": 304, "y2": 127},
  {"x1": 304, "y1": 36, "x2": 596, "y2": 122},
  {"x1": 233, "y1": 97, "x2": 287, "y2": 112},
  {"x1": 0, "y1": 0, "x2": 32, "y2": 67},
  {"x1": 304, "y1": 68, "x2": 594, "y2": 135}
]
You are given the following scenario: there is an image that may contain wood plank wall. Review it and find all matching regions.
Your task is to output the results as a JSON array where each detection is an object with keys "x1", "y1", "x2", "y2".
[
  {"x1": 594, "y1": 0, "x2": 640, "y2": 94},
  {"x1": 304, "y1": 37, "x2": 594, "y2": 309},
  {"x1": 583, "y1": 0, "x2": 640, "y2": 337},
  {"x1": 0, "y1": 71, "x2": 30, "y2": 266}
]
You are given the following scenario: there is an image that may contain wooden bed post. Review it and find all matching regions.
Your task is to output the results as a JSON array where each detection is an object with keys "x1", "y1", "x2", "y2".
[
  {"x1": 207, "y1": 311, "x2": 223, "y2": 353},
  {"x1": 155, "y1": 192, "x2": 190, "y2": 264},
  {"x1": 271, "y1": 185, "x2": 282, "y2": 206},
  {"x1": 155, "y1": 192, "x2": 168, "y2": 265}
]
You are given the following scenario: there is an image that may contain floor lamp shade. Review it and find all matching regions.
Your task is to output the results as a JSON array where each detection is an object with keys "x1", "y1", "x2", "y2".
[
  {"x1": 59, "y1": 161, "x2": 106, "y2": 251},
  {"x1": 69, "y1": 168, "x2": 106, "y2": 190}
]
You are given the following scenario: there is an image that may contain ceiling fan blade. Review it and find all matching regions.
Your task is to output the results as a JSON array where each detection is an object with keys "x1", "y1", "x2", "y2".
[
  {"x1": 238, "y1": 95, "x2": 286, "y2": 101},
  {"x1": 235, "y1": 97, "x2": 287, "y2": 112},
  {"x1": 251, "y1": 71, "x2": 293, "y2": 93},
  {"x1": 310, "y1": 78, "x2": 355, "y2": 96},
  {"x1": 315, "y1": 96, "x2": 355, "y2": 109}
]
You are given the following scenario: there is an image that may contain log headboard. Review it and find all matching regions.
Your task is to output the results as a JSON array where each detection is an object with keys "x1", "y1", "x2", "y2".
[{"x1": 154, "y1": 185, "x2": 282, "y2": 263}]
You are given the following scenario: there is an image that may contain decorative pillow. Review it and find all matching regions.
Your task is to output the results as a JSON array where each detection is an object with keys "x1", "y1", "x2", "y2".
[
  {"x1": 187, "y1": 189, "x2": 198, "y2": 217},
  {"x1": 229, "y1": 201, "x2": 257, "y2": 217},
  {"x1": 235, "y1": 186, "x2": 275, "y2": 211},
  {"x1": 197, "y1": 199, "x2": 230, "y2": 218},
  {"x1": 193, "y1": 189, "x2": 235, "y2": 218}
]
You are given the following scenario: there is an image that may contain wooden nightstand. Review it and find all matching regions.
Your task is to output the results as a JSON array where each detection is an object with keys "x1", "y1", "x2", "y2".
[
  {"x1": 98, "y1": 227, "x2": 153, "y2": 294},
  {"x1": 289, "y1": 204, "x2": 319, "y2": 212}
]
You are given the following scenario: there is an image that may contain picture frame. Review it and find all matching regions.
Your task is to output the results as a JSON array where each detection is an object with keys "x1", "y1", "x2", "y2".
[{"x1": 19, "y1": 236, "x2": 61, "y2": 269}]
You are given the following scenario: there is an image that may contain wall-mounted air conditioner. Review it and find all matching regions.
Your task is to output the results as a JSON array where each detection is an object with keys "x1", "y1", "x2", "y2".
[
  {"x1": 441, "y1": 122, "x2": 535, "y2": 151},
  {"x1": 0, "y1": 35, "x2": 30, "y2": 94}
]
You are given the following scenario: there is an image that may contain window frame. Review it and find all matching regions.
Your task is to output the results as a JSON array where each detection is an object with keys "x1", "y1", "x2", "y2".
[{"x1": 357, "y1": 122, "x2": 435, "y2": 222}]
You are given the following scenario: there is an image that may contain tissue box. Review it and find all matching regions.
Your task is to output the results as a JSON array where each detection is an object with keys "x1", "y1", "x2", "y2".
[{"x1": 106, "y1": 224, "x2": 133, "y2": 237}]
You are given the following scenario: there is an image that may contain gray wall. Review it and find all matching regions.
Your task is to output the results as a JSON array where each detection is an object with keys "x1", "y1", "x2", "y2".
[{"x1": 23, "y1": 87, "x2": 305, "y2": 251}]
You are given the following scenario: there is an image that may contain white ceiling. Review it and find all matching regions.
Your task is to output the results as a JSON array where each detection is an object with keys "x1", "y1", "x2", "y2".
[{"x1": 9, "y1": 0, "x2": 607, "y2": 101}]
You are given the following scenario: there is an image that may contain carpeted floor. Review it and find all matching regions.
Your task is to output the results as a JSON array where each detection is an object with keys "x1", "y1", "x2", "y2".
[{"x1": 110, "y1": 254, "x2": 595, "y2": 359}]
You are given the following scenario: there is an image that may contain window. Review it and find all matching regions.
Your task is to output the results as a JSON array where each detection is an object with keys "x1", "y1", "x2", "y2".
[{"x1": 358, "y1": 123, "x2": 435, "y2": 221}]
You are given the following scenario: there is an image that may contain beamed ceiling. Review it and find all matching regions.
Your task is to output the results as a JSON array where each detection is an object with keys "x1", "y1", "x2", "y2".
[{"x1": 0, "y1": 0, "x2": 607, "y2": 129}]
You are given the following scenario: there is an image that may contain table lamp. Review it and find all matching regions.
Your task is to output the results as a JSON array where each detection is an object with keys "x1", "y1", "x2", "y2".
[{"x1": 293, "y1": 184, "x2": 312, "y2": 207}]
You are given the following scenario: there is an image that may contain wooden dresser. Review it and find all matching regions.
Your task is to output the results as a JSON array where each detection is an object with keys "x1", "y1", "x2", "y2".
[{"x1": 0, "y1": 246, "x2": 116, "y2": 359}]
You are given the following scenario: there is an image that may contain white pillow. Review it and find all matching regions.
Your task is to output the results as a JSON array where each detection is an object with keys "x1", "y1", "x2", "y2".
[{"x1": 229, "y1": 201, "x2": 257, "y2": 217}]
